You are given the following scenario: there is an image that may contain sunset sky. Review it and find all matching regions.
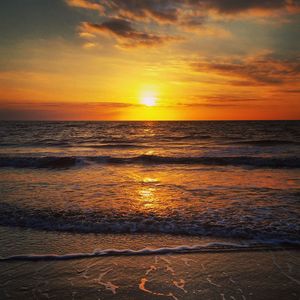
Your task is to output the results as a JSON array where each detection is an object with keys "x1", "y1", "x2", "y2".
[{"x1": 0, "y1": 0, "x2": 299, "y2": 120}]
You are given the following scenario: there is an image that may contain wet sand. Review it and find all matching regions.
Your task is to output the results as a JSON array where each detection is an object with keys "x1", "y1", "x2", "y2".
[
  {"x1": 1, "y1": 250, "x2": 299, "y2": 299},
  {"x1": 0, "y1": 227, "x2": 299, "y2": 299}
]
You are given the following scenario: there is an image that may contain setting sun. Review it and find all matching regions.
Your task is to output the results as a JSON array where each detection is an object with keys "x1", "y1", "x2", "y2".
[
  {"x1": 141, "y1": 91, "x2": 157, "y2": 107},
  {"x1": 141, "y1": 96, "x2": 156, "y2": 107}
]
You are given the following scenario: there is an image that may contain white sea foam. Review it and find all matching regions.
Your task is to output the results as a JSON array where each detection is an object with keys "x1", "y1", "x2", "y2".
[
  {"x1": 0, "y1": 242, "x2": 298, "y2": 262},
  {"x1": 1, "y1": 200, "x2": 299, "y2": 241}
]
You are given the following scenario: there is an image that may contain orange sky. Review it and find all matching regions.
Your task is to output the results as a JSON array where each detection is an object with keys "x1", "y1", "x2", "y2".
[{"x1": 0, "y1": 0, "x2": 299, "y2": 120}]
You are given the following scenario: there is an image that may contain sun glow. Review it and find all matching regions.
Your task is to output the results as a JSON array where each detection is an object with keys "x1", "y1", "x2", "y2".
[{"x1": 140, "y1": 91, "x2": 157, "y2": 107}]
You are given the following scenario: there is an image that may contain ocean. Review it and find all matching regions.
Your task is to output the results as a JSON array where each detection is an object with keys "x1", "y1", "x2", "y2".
[
  {"x1": 0, "y1": 121, "x2": 299, "y2": 299},
  {"x1": 1, "y1": 120, "x2": 299, "y2": 241}
]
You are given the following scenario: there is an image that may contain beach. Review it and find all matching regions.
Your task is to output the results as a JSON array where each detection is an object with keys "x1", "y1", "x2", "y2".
[
  {"x1": 0, "y1": 227, "x2": 299, "y2": 300},
  {"x1": 2, "y1": 0, "x2": 300, "y2": 297}
]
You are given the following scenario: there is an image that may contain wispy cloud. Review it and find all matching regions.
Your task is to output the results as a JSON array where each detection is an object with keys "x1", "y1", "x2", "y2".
[
  {"x1": 198, "y1": 0, "x2": 300, "y2": 15},
  {"x1": 67, "y1": 0, "x2": 300, "y2": 20},
  {"x1": 80, "y1": 19, "x2": 182, "y2": 48},
  {"x1": 192, "y1": 53, "x2": 300, "y2": 85},
  {"x1": 65, "y1": 0, "x2": 104, "y2": 13}
]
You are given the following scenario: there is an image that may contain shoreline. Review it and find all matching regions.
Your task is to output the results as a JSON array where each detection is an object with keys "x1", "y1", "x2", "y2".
[{"x1": 1, "y1": 246, "x2": 299, "y2": 299}]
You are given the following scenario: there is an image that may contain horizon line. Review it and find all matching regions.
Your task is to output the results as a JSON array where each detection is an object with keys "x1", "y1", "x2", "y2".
[{"x1": 1, "y1": 119, "x2": 299, "y2": 122}]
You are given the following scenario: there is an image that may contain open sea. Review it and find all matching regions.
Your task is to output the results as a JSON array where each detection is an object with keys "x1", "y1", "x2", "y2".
[{"x1": 0, "y1": 121, "x2": 299, "y2": 245}]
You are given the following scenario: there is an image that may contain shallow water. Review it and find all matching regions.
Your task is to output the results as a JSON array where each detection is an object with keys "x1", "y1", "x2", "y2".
[{"x1": 0, "y1": 228, "x2": 299, "y2": 300}]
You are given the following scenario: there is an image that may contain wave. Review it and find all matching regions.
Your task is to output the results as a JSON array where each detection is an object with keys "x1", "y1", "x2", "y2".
[
  {"x1": 80, "y1": 143, "x2": 147, "y2": 149},
  {"x1": 0, "y1": 156, "x2": 80, "y2": 169},
  {"x1": 0, "y1": 203, "x2": 299, "y2": 242},
  {"x1": 169, "y1": 135, "x2": 211, "y2": 141},
  {"x1": 1, "y1": 242, "x2": 299, "y2": 261},
  {"x1": 0, "y1": 155, "x2": 299, "y2": 169},
  {"x1": 0, "y1": 141, "x2": 147, "y2": 149},
  {"x1": 229, "y1": 140, "x2": 300, "y2": 146}
]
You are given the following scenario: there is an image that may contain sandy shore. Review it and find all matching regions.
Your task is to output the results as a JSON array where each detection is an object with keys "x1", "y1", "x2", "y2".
[{"x1": 0, "y1": 227, "x2": 299, "y2": 299}]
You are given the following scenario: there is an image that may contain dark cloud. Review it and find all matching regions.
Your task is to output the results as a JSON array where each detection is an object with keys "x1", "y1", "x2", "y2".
[
  {"x1": 0, "y1": 101, "x2": 140, "y2": 120},
  {"x1": 190, "y1": 103, "x2": 240, "y2": 107},
  {"x1": 67, "y1": 0, "x2": 300, "y2": 22},
  {"x1": 283, "y1": 89, "x2": 300, "y2": 93},
  {"x1": 174, "y1": 93, "x2": 264, "y2": 108},
  {"x1": 66, "y1": 0, "x2": 300, "y2": 51},
  {"x1": 0, "y1": 101, "x2": 139, "y2": 109},
  {"x1": 190, "y1": 0, "x2": 299, "y2": 14},
  {"x1": 81, "y1": 18, "x2": 181, "y2": 48},
  {"x1": 177, "y1": 102, "x2": 241, "y2": 107},
  {"x1": 68, "y1": 0, "x2": 300, "y2": 48}
]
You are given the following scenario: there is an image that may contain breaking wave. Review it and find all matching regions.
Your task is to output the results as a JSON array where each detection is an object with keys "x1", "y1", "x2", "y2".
[
  {"x1": 0, "y1": 202, "x2": 299, "y2": 242},
  {"x1": 0, "y1": 155, "x2": 299, "y2": 169}
]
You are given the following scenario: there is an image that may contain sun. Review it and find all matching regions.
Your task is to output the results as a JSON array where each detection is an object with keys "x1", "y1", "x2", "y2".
[
  {"x1": 141, "y1": 96, "x2": 156, "y2": 107},
  {"x1": 140, "y1": 91, "x2": 157, "y2": 107}
]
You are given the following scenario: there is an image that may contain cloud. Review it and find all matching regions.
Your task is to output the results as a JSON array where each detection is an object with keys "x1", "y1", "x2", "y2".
[
  {"x1": 67, "y1": 0, "x2": 300, "y2": 21},
  {"x1": 0, "y1": 101, "x2": 141, "y2": 120},
  {"x1": 193, "y1": 0, "x2": 299, "y2": 14},
  {"x1": 82, "y1": 42, "x2": 97, "y2": 49},
  {"x1": 173, "y1": 93, "x2": 265, "y2": 108},
  {"x1": 283, "y1": 89, "x2": 300, "y2": 93},
  {"x1": 79, "y1": 31, "x2": 96, "y2": 39},
  {"x1": 98, "y1": 0, "x2": 181, "y2": 24},
  {"x1": 0, "y1": 101, "x2": 139, "y2": 109},
  {"x1": 192, "y1": 53, "x2": 300, "y2": 85},
  {"x1": 65, "y1": 0, "x2": 104, "y2": 13},
  {"x1": 177, "y1": 101, "x2": 241, "y2": 107},
  {"x1": 80, "y1": 18, "x2": 182, "y2": 48},
  {"x1": 67, "y1": 0, "x2": 300, "y2": 49}
]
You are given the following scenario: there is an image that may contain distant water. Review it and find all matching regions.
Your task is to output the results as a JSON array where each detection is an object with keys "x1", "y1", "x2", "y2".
[{"x1": 0, "y1": 121, "x2": 299, "y2": 245}]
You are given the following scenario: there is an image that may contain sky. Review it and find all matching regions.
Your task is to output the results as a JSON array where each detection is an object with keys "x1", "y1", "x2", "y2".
[{"x1": 0, "y1": 0, "x2": 299, "y2": 120}]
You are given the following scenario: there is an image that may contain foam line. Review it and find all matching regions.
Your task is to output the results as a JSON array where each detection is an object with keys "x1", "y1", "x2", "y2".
[{"x1": 0, "y1": 242, "x2": 298, "y2": 262}]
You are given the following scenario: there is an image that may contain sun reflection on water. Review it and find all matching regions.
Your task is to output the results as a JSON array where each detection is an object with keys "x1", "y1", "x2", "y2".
[
  {"x1": 138, "y1": 187, "x2": 157, "y2": 209},
  {"x1": 134, "y1": 176, "x2": 163, "y2": 211},
  {"x1": 142, "y1": 177, "x2": 159, "y2": 183}
]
